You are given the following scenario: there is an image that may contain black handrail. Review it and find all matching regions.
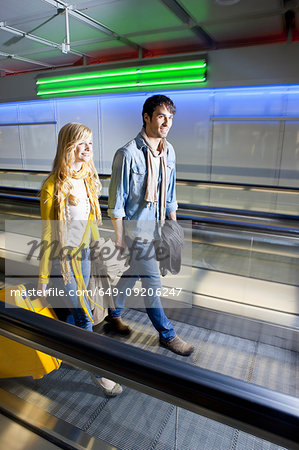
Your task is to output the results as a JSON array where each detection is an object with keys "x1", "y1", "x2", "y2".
[{"x1": 0, "y1": 302, "x2": 298, "y2": 449}]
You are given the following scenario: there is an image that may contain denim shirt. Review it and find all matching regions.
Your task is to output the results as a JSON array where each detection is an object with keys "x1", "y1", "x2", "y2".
[{"x1": 108, "y1": 132, "x2": 178, "y2": 226}]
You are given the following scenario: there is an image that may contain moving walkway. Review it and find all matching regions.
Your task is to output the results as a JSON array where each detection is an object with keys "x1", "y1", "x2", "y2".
[{"x1": 0, "y1": 170, "x2": 298, "y2": 449}]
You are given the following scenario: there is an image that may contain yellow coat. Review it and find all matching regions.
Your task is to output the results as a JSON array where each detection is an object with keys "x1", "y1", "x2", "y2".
[{"x1": 39, "y1": 174, "x2": 100, "y2": 284}]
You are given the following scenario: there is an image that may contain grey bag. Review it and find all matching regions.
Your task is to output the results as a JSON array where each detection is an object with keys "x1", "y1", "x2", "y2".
[
  {"x1": 155, "y1": 220, "x2": 184, "y2": 277},
  {"x1": 88, "y1": 238, "x2": 128, "y2": 325}
]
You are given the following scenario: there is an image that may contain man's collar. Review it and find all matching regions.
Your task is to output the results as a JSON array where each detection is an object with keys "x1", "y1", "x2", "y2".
[
  {"x1": 135, "y1": 131, "x2": 146, "y2": 149},
  {"x1": 135, "y1": 130, "x2": 168, "y2": 150}
]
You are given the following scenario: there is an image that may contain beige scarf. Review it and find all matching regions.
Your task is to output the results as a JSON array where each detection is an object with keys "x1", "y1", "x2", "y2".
[{"x1": 140, "y1": 128, "x2": 167, "y2": 220}]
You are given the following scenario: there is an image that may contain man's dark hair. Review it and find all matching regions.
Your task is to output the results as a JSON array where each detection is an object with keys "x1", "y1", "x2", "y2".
[{"x1": 142, "y1": 94, "x2": 176, "y2": 128}]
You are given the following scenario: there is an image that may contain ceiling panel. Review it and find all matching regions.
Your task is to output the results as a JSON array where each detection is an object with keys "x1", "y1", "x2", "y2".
[
  {"x1": 73, "y1": 39, "x2": 127, "y2": 57},
  {"x1": 0, "y1": 0, "x2": 54, "y2": 23},
  {"x1": 77, "y1": 45, "x2": 137, "y2": 60},
  {"x1": 179, "y1": 0, "x2": 282, "y2": 23},
  {"x1": 0, "y1": 56, "x2": 45, "y2": 72},
  {"x1": 15, "y1": 13, "x2": 110, "y2": 43},
  {"x1": 20, "y1": 48, "x2": 81, "y2": 66},
  {"x1": 83, "y1": 0, "x2": 182, "y2": 34},
  {"x1": 23, "y1": 14, "x2": 70, "y2": 43},
  {"x1": 128, "y1": 28, "x2": 195, "y2": 45},
  {"x1": 68, "y1": 16, "x2": 112, "y2": 42},
  {"x1": 141, "y1": 35, "x2": 201, "y2": 53},
  {"x1": 0, "y1": 29, "x2": 51, "y2": 55},
  {"x1": 205, "y1": 15, "x2": 284, "y2": 42}
]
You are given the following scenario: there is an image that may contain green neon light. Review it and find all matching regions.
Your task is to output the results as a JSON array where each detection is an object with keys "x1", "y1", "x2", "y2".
[
  {"x1": 36, "y1": 60, "x2": 207, "y2": 85},
  {"x1": 37, "y1": 69, "x2": 206, "y2": 91},
  {"x1": 37, "y1": 68, "x2": 207, "y2": 89},
  {"x1": 36, "y1": 59, "x2": 207, "y2": 97},
  {"x1": 37, "y1": 76, "x2": 206, "y2": 96}
]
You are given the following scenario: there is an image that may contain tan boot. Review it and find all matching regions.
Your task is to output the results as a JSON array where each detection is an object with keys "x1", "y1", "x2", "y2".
[
  {"x1": 160, "y1": 336, "x2": 194, "y2": 356},
  {"x1": 105, "y1": 316, "x2": 132, "y2": 336}
]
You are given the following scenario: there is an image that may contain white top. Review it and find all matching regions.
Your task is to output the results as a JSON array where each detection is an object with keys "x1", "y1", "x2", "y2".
[
  {"x1": 153, "y1": 157, "x2": 160, "y2": 181},
  {"x1": 65, "y1": 180, "x2": 91, "y2": 248}
]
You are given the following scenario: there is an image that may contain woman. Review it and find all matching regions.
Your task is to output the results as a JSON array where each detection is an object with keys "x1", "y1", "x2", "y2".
[{"x1": 38, "y1": 122, "x2": 122, "y2": 397}]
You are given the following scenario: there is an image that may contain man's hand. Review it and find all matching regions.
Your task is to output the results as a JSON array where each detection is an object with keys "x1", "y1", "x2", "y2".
[
  {"x1": 168, "y1": 210, "x2": 177, "y2": 221},
  {"x1": 115, "y1": 235, "x2": 126, "y2": 253}
]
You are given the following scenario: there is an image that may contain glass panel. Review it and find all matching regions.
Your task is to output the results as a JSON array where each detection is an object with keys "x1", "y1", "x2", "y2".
[
  {"x1": 214, "y1": 87, "x2": 285, "y2": 117},
  {"x1": 274, "y1": 190, "x2": 299, "y2": 215},
  {"x1": 176, "y1": 182, "x2": 212, "y2": 206},
  {"x1": 208, "y1": 184, "x2": 277, "y2": 212},
  {"x1": 211, "y1": 121, "x2": 281, "y2": 184},
  {"x1": 279, "y1": 121, "x2": 299, "y2": 188},
  {"x1": 193, "y1": 225, "x2": 299, "y2": 328},
  {"x1": 167, "y1": 91, "x2": 211, "y2": 181},
  {"x1": 194, "y1": 227, "x2": 299, "y2": 286},
  {"x1": 21, "y1": 124, "x2": 57, "y2": 171},
  {"x1": 0, "y1": 103, "x2": 18, "y2": 124},
  {"x1": 175, "y1": 182, "x2": 299, "y2": 215},
  {"x1": 18, "y1": 100, "x2": 55, "y2": 123},
  {"x1": 99, "y1": 177, "x2": 110, "y2": 197},
  {"x1": 100, "y1": 94, "x2": 146, "y2": 174},
  {"x1": 0, "y1": 172, "x2": 48, "y2": 190},
  {"x1": 285, "y1": 90, "x2": 299, "y2": 116},
  {"x1": 0, "y1": 126, "x2": 22, "y2": 169},
  {"x1": 55, "y1": 97, "x2": 100, "y2": 172}
]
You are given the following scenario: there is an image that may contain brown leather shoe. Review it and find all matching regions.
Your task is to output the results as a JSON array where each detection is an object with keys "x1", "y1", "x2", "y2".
[
  {"x1": 160, "y1": 336, "x2": 194, "y2": 356},
  {"x1": 105, "y1": 316, "x2": 132, "y2": 336}
]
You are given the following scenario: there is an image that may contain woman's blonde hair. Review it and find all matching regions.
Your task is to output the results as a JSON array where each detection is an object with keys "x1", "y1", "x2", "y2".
[{"x1": 52, "y1": 122, "x2": 100, "y2": 210}]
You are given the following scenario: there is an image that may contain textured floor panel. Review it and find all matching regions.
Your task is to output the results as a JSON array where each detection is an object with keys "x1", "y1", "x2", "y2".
[
  {"x1": 155, "y1": 409, "x2": 236, "y2": 450},
  {"x1": 193, "y1": 330, "x2": 256, "y2": 380},
  {"x1": 249, "y1": 343, "x2": 299, "y2": 396},
  {"x1": 86, "y1": 387, "x2": 174, "y2": 450},
  {"x1": 234, "y1": 430, "x2": 287, "y2": 450}
]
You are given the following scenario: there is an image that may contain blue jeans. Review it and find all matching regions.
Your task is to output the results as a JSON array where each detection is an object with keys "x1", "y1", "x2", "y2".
[
  {"x1": 109, "y1": 238, "x2": 176, "y2": 342},
  {"x1": 50, "y1": 248, "x2": 93, "y2": 332}
]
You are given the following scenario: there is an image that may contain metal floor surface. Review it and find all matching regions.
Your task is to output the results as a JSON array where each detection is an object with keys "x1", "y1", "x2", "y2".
[
  {"x1": 102, "y1": 309, "x2": 299, "y2": 396},
  {"x1": 1, "y1": 309, "x2": 297, "y2": 449}
]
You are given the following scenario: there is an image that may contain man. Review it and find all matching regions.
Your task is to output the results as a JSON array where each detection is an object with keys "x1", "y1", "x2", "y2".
[{"x1": 106, "y1": 94, "x2": 194, "y2": 356}]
